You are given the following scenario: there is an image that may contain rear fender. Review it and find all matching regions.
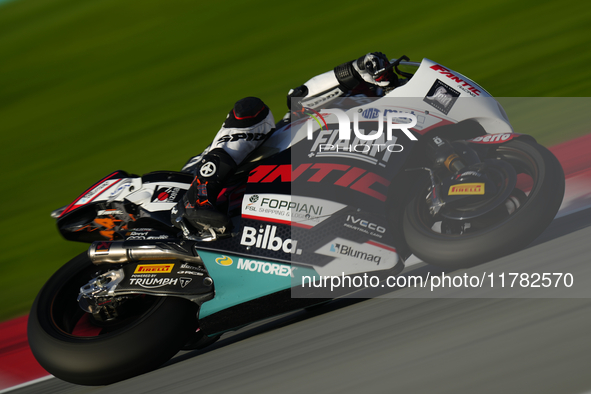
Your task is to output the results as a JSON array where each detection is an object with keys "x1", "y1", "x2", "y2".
[
  {"x1": 56, "y1": 171, "x2": 192, "y2": 243},
  {"x1": 464, "y1": 133, "x2": 537, "y2": 158}
]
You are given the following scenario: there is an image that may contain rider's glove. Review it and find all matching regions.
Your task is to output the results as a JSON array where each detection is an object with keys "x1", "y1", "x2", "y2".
[
  {"x1": 354, "y1": 52, "x2": 395, "y2": 87},
  {"x1": 334, "y1": 52, "x2": 398, "y2": 90}
]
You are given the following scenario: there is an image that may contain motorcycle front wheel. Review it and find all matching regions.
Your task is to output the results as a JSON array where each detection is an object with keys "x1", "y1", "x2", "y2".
[
  {"x1": 402, "y1": 139, "x2": 565, "y2": 269},
  {"x1": 28, "y1": 252, "x2": 198, "y2": 385}
]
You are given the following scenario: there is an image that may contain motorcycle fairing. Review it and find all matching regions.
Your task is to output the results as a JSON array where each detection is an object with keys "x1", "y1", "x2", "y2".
[
  {"x1": 56, "y1": 171, "x2": 192, "y2": 242},
  {"x1": 387, "y1": 58, "x2": 512, "y2": 135},
  {"x1": 56, "y1": 171, "x2": 137, "y2": 241},
  {"x1": 196, "y1": 250, "x2": 318, "y2": 319},
  {"x1": 466, "y1": 133, "x2": 533, "y2": 145},
  {"x1": 111, "y1": 260, "x2": 214, "y2": 300},
  {"x1": 235, "y1": 58, "x2": 520, "y2": 276},
  {"x1": 192, "y1": 105, "x2": 428, "y2": 276},
  {"x1": 241, "y1": 193, "x2": 347, "y2": 229},
  {"x1": 192, "y1": 145, "x2": 403, "y2": 278},
  {"x1": 58, "y1": 170, "x2": 133, "y2": 218}
]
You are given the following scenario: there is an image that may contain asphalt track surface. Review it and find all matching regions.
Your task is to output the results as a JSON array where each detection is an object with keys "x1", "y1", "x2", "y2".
[{"x1": 11, "y1": 207, "x2": 591, "y2": 394}]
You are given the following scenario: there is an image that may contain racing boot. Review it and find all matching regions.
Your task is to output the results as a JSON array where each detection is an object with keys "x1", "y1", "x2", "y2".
[
  {"x1": 174, "y1": 148, "x2": 236, "y2": 236},
  {"x1": 174, "y1": 97, "x2": 275, "y2": 237}
]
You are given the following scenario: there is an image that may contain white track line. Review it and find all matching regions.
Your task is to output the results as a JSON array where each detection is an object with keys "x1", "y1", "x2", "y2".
[{"x1": 0, "y1": 375, "x2": 53, "y2": 394}]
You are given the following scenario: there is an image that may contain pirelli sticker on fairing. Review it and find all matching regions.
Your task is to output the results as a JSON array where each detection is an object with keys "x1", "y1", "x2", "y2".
[
  {"x1": 133, "y1": 264, "x2": 175, "y2": 274},
  {"x1": 448, "y1": 183, "x2": 485, "y2": 195}
]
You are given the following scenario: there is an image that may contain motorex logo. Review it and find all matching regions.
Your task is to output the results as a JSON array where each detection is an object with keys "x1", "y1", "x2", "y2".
[
  {"x1": 305, "y1": 107, "x2": 418, "y2": 142},
  {"x1": 215, "y1": 255, "x2": 233, "y2": 266}
]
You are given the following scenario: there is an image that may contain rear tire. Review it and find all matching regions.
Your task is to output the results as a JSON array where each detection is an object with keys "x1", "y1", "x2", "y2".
[
  {"x1": 402, "y1": 139, "x2": 564, "y2": 269},
  {"x1": 28, "y1": 253, "x2": 198, "y2": 385}
]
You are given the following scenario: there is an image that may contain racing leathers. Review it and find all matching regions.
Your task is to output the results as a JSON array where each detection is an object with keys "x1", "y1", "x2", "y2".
[
  {"x1": 173, "y1": 96, "x2": 275, "y2": 234},
  {"x1": 174, "y1": 52, "x2": 398, "y2": 235}
]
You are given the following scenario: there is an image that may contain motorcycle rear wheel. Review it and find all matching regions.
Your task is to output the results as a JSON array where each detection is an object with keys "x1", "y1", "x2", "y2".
[
  {"x1": 28, "y1": 252, "x2": 198, "y2": 385},
  {"x1": 402, "y1": 139, "x2": 565, "y2": 269}
]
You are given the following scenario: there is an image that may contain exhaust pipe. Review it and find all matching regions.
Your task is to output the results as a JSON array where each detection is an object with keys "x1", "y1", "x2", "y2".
[{"x1": 89, "y1": 240, "x2": 203, "y2": 265}]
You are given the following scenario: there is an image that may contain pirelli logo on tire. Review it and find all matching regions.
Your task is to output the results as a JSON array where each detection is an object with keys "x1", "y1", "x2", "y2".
[
  {"x1": 448, "y1": 183, "x2": 485, "y2": 195},
  {"x1": 133, "y1": 264, "x2": 175, "y2": 274}
]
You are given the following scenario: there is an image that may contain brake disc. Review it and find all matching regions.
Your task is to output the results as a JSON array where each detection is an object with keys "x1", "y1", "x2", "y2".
[{"x1": 439, "y1": 159, "x2": 517, "y2": 220}]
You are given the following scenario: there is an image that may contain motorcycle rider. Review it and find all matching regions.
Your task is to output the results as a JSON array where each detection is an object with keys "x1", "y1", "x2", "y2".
[{"x1": 173, "y1": 52, "x2": 399, "y2": 236}]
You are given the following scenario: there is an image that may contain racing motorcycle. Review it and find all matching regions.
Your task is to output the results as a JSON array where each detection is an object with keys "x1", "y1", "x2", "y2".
[{"x1": 28, "y1": 57, "x2": 565, "y2": 385}]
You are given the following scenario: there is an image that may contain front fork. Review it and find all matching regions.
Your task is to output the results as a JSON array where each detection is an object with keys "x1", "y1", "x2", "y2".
[
  {"x1": 413, "y1": 136, "x2": 485, "y2": 216},
  {"x1": 426, "y1": 136, "x2": 482, "y2": 174}
]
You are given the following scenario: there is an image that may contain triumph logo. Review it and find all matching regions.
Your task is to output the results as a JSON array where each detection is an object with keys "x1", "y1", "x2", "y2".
[
  {"x1": 129, "y1": 277, "x2": 178, "y2": 288},
  {"x1": 179, "y1": 277, "x2": 193, "y2": 288}
]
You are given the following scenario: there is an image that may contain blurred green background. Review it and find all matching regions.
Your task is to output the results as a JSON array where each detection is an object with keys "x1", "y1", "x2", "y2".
[{"x1": 1, "y1": 0, "x2": 590, "y2": 321}]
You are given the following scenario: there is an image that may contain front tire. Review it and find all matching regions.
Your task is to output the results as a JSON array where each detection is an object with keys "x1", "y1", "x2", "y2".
[
  {"x1": 402, "y1": 139, "x2": 565, "y2": 269},
  {"x1": 28, "y1": 253, "x2": 198, "y2": 385}
]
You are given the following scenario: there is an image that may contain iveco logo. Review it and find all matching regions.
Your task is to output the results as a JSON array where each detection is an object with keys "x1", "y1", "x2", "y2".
[{"x1": 346, "y1": 215, "x2": 386, "y2": 233}]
